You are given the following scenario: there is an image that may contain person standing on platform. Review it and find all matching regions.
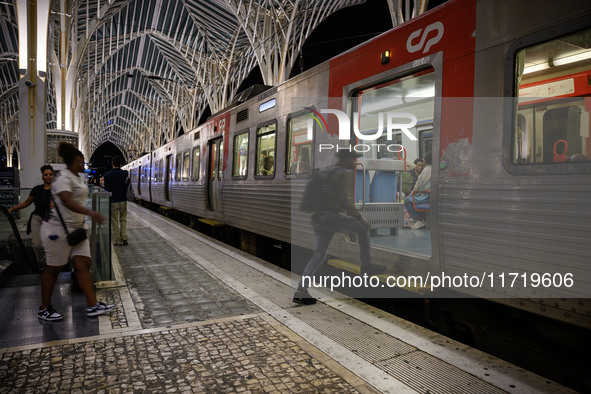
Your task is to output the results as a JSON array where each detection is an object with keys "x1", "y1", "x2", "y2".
[
  {"x1": 38, "y1": 142, "x2": 115, "y2": 321},
  {"x1": 8, "y1": 165, "x2": 54, "y2": 270},
  {"x1": 293, "y1": 150, "x2": 386, "y2": 305},
  {"x1": 104, "y1": 156, "x2": 129, "y2": 246}
]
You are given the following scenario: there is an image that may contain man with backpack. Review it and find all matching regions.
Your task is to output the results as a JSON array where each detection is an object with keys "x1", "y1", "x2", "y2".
[
  {"x1": 104, "y1": 156, "x2": 129, "y2": 246},
  {"x1": 293, "y1": 150, "x2": 386, "y2": 305}
]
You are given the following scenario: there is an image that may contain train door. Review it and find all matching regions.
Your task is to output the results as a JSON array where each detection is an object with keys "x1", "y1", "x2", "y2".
[
  {"x1": 164, "y1": 154, "x2": 172, "y2": 201},
  {"x1": 207, "y1": 137, "x2": 223, "y2": 211},
  {"x1": 349, "y1": 68, "x2": 437, "y2": 258}
]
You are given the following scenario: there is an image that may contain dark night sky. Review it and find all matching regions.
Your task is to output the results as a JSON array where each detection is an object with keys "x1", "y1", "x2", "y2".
[{"x1": 90, "y1": 0, "x2": 447, "y2": 174}]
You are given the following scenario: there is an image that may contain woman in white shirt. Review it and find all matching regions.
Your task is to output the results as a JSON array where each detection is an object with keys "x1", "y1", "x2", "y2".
[{"x1": 38, "y1": 142, "x2": 115, "y2": 321}]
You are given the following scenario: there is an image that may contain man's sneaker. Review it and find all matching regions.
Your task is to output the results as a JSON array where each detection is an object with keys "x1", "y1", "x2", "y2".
[
  {"x1": 86, "y1": 302, "x2": 116, "y2": 317},
  {"x1": 361, "y1": 264, "x2": 387, "y2": 277},
  {"x1": 411, "y1": 220, "x2": 426, "y2": 230},
  {"x1": 38, "y1": 305, "x2": 63, "y2": 321},
  {"x1": 292, "y1": 289, "x2": 317, "y2": 305}
]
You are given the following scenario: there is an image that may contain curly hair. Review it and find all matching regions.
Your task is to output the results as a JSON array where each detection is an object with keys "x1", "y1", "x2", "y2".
[
  {"x1": 57, "y1": 141, "x2": 83, "y2": 166},
  {"x1": 40, "y1": 164, "x2": 54, "y2": 173}
]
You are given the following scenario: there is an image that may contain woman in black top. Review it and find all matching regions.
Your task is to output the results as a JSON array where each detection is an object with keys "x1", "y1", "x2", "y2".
[{"x1": 9, "y1": 165, "x2": 54, "y2": 267}]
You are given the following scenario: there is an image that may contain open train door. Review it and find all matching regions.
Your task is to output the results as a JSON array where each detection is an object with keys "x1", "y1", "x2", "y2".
[{"x1": 207, "y1": 137, "x2": 224, "y2": 212}]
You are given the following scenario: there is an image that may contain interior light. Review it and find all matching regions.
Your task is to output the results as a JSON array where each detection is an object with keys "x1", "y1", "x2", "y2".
[
  {"x1": 36, "y1": 0, "x2": 50, "y2": 77},
  {"x1": 16, "y1": 0, "x2": 27, "y2": 74},
  {"x1": 523, "y1": 63, "x2": 549, "y2": 75},
  {"x1": 551, "y1": 50, "x2": 591, "y2": 66},
  {"x1": 381, "y1": 50, "x2": 391, "y2": 65},
  {"x1": 406, "y1": 87, "x2": 435, "y2": 98}
]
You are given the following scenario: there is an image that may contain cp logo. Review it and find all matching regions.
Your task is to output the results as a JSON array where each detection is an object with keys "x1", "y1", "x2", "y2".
[{"x1": 406, "y1": 21, "x2": 444, "y2": 54}]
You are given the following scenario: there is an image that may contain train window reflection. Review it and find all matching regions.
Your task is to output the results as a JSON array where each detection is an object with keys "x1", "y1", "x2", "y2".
[
  {"x1": 287, "y1": 113, "x2": 313, "y2": 175},
  {"x1": 515, "y1": 28, "x2": 591, "y2": 166},
  {"x1": 233, "y1": 131, "x2": 249, "y2": 178},
  {"x1": 256, "y1": 123, "x2": 276, "y2": 177},
  {"x1": 154, "y1": 160, "x2": 160, "y2": 182}
]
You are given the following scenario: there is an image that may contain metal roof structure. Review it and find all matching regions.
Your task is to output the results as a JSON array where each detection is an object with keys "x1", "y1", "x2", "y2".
[{"x1": 0, "y1": 0, "x2": 429, "y2": 162}]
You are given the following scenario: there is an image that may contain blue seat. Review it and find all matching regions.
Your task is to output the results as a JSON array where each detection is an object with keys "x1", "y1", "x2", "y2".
[
  {"x1": 412, "y1": 191, "x2": 430, "y2": 212},
  {"x1": 355, "y1": 170, "x2": 370, "y2": 203},
  {"x1": 370, "y1": 171, "x2": 397, "y2": 202}
]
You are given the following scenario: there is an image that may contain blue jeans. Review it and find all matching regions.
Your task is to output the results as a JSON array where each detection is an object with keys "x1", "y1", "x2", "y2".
[
  {"x1": 404, "y1": 194, "x2": 429, "y2": 221},
  {"x1": 298, "y1": 211, "x2": 371, "y2": 290}
]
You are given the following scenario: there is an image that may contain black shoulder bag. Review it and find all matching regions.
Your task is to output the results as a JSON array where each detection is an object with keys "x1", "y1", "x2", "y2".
[{"x1": 51, "y1": 194, "x2": 88, "y2": 246}]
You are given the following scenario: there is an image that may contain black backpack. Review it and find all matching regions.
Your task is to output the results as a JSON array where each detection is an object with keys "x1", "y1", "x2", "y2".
[{"x1": 300, "y1": 168, "x2": 337, "y2": 213}]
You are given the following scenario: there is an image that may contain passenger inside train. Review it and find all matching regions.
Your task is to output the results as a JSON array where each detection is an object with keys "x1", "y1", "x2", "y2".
[
  {"x1": 403, "y1": 152, "x2": 431, "y2": 230},
  {"x1": 260, "y1": 155, "x2": 274, "y2": 176}
]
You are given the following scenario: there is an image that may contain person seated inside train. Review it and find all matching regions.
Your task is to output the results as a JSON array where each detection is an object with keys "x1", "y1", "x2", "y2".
[
  {"x1": 291, "y1": 148, "x2": 312, "y2": 174},
  {"x1": 260, "y1": 155, "x2": 274, "y2": 175},
  {"x1": 404, "y1": 152, "x2": 431, "y2": 230},
  {"x1": 401, "y1": 158, "x2": 424, "y2": 196},
  {"x1": 569, "y1": 153, "x2": 588, "y2": 162}
]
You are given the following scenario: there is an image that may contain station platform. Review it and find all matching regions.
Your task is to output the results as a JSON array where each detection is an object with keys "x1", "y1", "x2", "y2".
[{"x1": 0, "y1": 204, "x2": 574, "y2": 393}]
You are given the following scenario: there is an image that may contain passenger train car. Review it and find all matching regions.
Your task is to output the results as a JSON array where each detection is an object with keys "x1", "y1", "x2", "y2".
[{"x1": 124, "y1": 0, "x2": 591, "y2": 332}]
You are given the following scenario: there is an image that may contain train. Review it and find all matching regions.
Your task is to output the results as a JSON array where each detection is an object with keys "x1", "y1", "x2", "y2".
[{"x1": 123, "y1": 0, "x2": 591, "y2": 334}]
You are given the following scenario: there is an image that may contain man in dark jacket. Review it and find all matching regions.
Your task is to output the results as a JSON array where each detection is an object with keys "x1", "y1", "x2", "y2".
[
  {"x1": 104, "y1": 157, "x2": 129, "y2": 246},
  {"x1": 293, "y1": 150, "x2": 386, "y2": 305}
]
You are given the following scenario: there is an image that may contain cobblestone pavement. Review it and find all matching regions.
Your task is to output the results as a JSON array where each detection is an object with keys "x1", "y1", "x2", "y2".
[
  {"x1": 0, "y1": 210, "x2": 370, "y2": 393},
  {"x1": 0, "y1": 315, "x2": 359, "y2": 393},
  {"x1": 115, "y1": 227, "x2": 260, "y2": 328}
]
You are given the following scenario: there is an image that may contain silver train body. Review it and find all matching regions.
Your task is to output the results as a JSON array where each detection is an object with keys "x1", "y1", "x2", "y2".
[{"x1": 124, "y1": 0, "x2": 591, "y2": 329}]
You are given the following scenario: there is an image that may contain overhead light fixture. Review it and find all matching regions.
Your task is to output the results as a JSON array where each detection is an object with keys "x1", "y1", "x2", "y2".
[
  {"x1": 523, "y1": 50, "x2": 591, "y2": 75},
  {"x1": 551, "y1": 50, "x2": 591, "y2": 67},
  {"x1": 406, "y1": 87, "x2": 435, "y2": 98},
  {"x1": 523, "y1": 63, "x2": 549, "y2": 75},
  {"x1": 381, "y1": 50, "x2": 391, "y2": 65}
]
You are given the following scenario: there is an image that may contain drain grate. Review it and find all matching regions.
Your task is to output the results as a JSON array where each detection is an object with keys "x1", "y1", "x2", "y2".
[{"x1": 376, "y1": 351, "x2": 505, "y2": 394}]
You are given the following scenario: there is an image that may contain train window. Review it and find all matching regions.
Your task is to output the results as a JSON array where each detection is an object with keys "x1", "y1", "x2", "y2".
[
  {"x1": 210, "y1": 143, "x2": 217, "y2": 181},
  {"x1": 259, "y1": 98, "x2": 276, "y2": 112},
  {"x1": 233, "y1": 131, "x2": 249, "y2": 178},
  {"x1": 174, "y1": 153, "x2": 181, "y2": 182},
  {"x1": 191, "y1": 148, "x2": 200, "y2": 181},
  {"x1": 255, "y1": 122, "x2": 276, "y2": 177},
  {"x1": 154, "y1": 160, "x2": 160, "y2": 182},
  {"x1": 513, "y1": 28, "x2": 591, "y2": 167},
  {"x1": 218, "y1": 141, "x2": 223, "y2": 180},
  {"x1": 376, "y1": 134, "x2": 402, "y2": 160},
  {"x1": 182, "y1": 151, "x2": 190, "y2": 181},
  {"x1": 419, "y1": 129, "x2": 433, "y2": 160},
  {"x1": 286, "y1": 113, "x2": 313, "y2": 175}
]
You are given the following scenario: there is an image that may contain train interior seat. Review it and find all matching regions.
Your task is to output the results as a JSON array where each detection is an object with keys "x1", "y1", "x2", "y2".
[
  {"x1": 355, "y1": 170, "x2": 370, "y2": 203},
  {"x1": 411, "y1": 191, "x2": 430, "y2": 212},
  {"x1": 369, "y1": 171, "x2": 398, "y2": 203}
]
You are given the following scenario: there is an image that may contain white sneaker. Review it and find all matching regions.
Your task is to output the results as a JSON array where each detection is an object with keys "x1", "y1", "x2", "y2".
[
  {"x1": 86, "y1": 301, "x2": 116, "y2": 317},
  {"x1": 38, "y1": 305, "x2": 63, "y2": 321},
  {"x1": 410, "y1": 220, "x2": 425, "y2": 230}
]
